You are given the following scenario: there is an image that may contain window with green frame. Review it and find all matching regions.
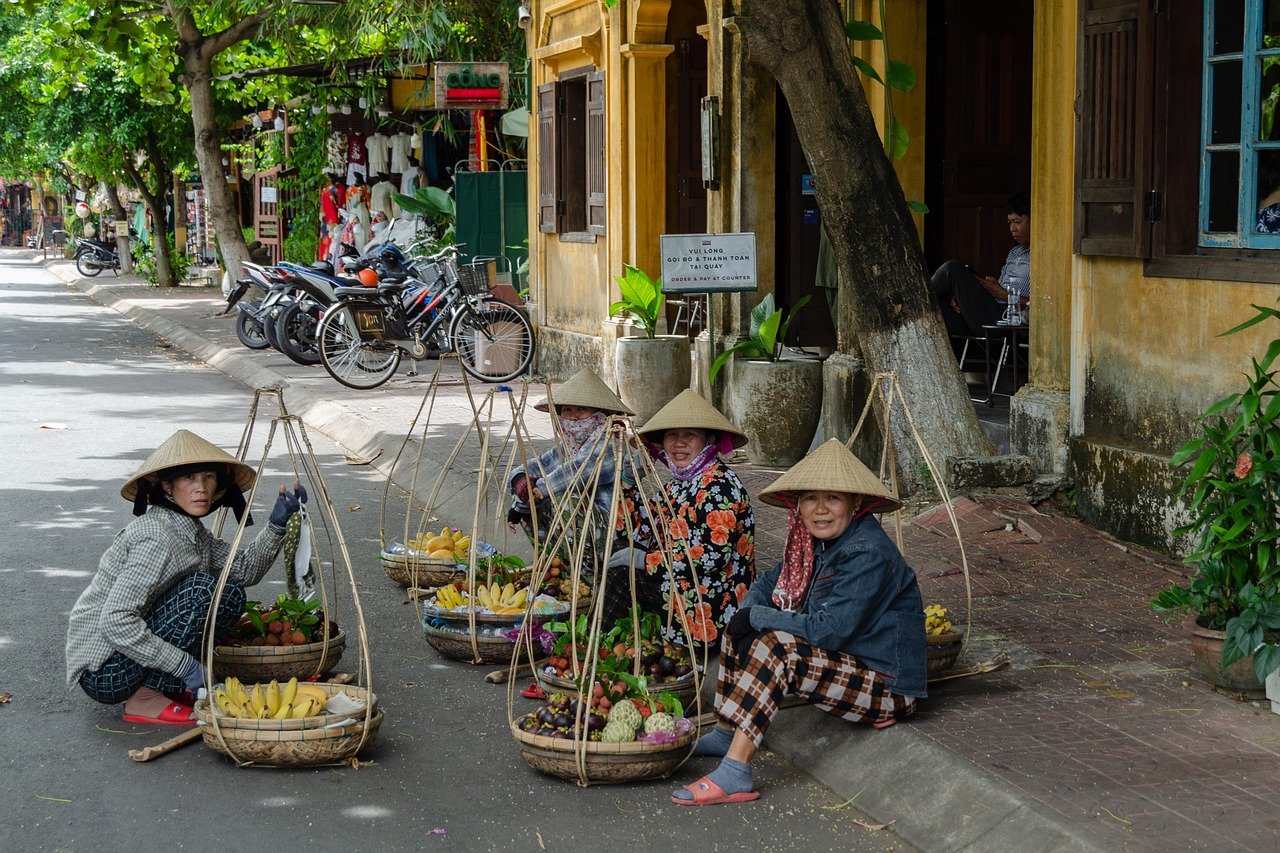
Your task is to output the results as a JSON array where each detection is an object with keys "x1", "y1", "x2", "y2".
[{"x1": 1202, "y1": 0, "x2": 1280, "y2": 248}]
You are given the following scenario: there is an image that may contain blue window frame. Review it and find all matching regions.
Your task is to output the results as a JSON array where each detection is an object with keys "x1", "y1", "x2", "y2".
[{"x1": 1201, "y1": 0, "x2": 1280, "y2": 248}]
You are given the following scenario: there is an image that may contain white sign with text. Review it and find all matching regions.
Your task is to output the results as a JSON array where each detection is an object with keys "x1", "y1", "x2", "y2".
[{"x1": 660, "y1": 233, "x2": 757, "y2": 294}]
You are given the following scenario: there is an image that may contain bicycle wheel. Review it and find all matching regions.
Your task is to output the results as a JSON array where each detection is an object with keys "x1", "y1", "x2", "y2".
[
  {"x1": 275, "y1": 300, "x2": 323, "y2": 366},
  {"x1": 76, "y1": 251, "x2": 102, "y2": 277},
  {"x1": 317, "y1": 306, "x2": 402, "y2": 389},
  {"x1": 235, "y1": 309, "x2": 270, "y2": 350},
  {"x1": 448, "y1": 298, "x2": 535, "y2": 382}
]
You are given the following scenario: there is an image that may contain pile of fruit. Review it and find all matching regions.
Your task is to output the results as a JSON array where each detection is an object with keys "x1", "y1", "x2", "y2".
[
  {"x1": 924, "y1": 603, "x2": 954, "y2": 637},
  {"x1": 212, "y1": 676, "x2": 330, "y2": 720},
  {"x1": 406, "y1": 527, "x2": 471, "y2": 561},
  {"x1": 536, "y1": 555, "x2": 591, "y2": 604},
  {"x1": 516, "y1": 683, "x2": 689, "y2": 744},
  {"x1": 225, "y1": 594, "x2": 332, "y2": 647},
  {"x1": 434, "y1": 581, "x2": 529, "y2": 615},
  {"x1": 543, "y1": 610, "x2": 694, "y2": 684}
]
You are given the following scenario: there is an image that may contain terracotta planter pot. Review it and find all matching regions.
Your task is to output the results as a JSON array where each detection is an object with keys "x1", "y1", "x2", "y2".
[
  {"x1": 1185, "y1": 616, "x2": 1265, "y2": 698},
  {"x1": 725, "y1": 356, "x2": 824, "y2": 467},
  {"x1": 614, "y1": 335, "x2": 691, "y2": 424}
]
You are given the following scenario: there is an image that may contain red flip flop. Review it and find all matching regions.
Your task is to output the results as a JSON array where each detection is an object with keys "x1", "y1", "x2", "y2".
[
  {"x1": 670, "y1": 776, "x2": 760, "y2": 806},
  {"x1": 520, "y1": 682, "x2": 546, "y2": 700},
  {"x1": 122, "y1": 702, "x2": 196, "y2": 727},
  {"x1": 872, "y1": 716, "x2": 897, "y2": 730}
]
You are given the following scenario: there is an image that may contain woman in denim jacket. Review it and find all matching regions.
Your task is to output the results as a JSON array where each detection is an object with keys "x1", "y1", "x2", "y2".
[{"x1": 672, "y1": 440, "x2": 926, "y2": 806}]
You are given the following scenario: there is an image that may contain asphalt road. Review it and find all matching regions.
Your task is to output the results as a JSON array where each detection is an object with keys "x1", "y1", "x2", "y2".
[{"x1": 0, "y1": 254, "x2": 907, "y2": 852}]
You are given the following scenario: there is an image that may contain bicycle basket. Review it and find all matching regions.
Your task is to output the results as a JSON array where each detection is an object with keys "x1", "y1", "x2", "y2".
[{"x1": 456, "y1": 261, "x2": 494, "y2": 297}]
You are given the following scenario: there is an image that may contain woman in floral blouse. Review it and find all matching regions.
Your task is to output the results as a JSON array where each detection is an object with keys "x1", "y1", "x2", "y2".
[{"x1": 605, "y1": 390, "x2": 755, "y2": 646}]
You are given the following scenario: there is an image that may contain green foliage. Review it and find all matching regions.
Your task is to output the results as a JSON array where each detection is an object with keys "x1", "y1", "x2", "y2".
[
  {"x1": 133, "y1": 235, "x2": 190, "y2": 286},
  {"x1": 608, "y1": 264, "x2": 664, "y2": 339},
  {"x1": 846, "y1": 9, "x2": 917, "y2": 162},
  {"x1": 283, "y1": 225, "x2": 318, "y2": 264},
  {"x1": 394, "y1": 186, "x2": 457, "y2": 222},
  {"x1": 279, "y1": 112, "x2": 328, "y2": 263},
  {"x1": 1152, "y1": 302, "x2": 1280, "y2": 680},
  {"x1": 708, "y1": 293, "x2": 812, "y2": 385}
]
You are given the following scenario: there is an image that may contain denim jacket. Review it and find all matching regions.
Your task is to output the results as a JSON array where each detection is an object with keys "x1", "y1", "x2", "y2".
[{"x1": 743, "y1": 514, "x2": 927, "y2": 698}]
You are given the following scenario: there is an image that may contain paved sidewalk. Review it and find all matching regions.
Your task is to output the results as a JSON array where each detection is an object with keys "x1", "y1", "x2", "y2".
[{"x1": 43, "y1": 255, "x2": 1280, "y2": 851}]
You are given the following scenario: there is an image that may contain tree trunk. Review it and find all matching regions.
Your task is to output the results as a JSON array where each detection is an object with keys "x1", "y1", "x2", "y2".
[
  {"x1": 179, "y1": 45, "x2": 249, "y2": 280},
  {"x1": 103, "y1": 180, "x2": 134, "y2": 273},
  {"x1": 121, "y1": 158, "x2": 176, "y2": 288},
  {"x1": 732, "y1": 0, "x2": 993, "y2": 480}
]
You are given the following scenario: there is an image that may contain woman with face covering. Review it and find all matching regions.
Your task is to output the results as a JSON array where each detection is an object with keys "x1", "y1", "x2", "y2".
[
  {"x1": 604, "y1": 390, "x2": 755, "y2": 647},
  {"x1": 507, "y1": 369, "x2": 637, "y2": 540},
  {"x1": 65, "y1": 430, "x2": 306, "y2": 727},
  {"x1": 670, "y1": 439, "x2": 926, "y2": 806}
]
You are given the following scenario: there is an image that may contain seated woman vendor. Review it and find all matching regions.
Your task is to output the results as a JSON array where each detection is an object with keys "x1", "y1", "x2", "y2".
[
  {"x1": 672, "y1": 439, "x2": 926, "y2": 806},
  {"x1": 65, "y1": 429, "x2": 306, "y2": 726},
  {"x1": 506, "y1": 368, "x2": 636, "y2": 541},
  {"x1": 604, "y1": 390, "x2": 755, "y2": 645}
]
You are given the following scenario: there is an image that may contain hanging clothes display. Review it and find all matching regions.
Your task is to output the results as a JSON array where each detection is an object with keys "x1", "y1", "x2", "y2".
[
  {"x1": 366, "y1": 132, "x2": 390, "y2": 176},
  {"x1": 317, "y1": 176, "x2": 346, "y2": 261},
  {"x1": 389, "y1": 132, "x2": 412, "y2": 174},
  {"x1": 399, "y1": 160, "x2": 421, "y2": 198},
  {"x1": 369, "y1": 175, "x2": 395, "y2": 221},
  {"x1": 345, "y1": 133, "x2": 368, "y2": 185},
  {"x1": 325, "y1": 133, "x2": 349, "y2": 175}
]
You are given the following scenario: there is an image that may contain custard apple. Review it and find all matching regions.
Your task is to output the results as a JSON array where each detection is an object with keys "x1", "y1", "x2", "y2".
[
  {"x1": 607, "y1": 699, "x2": 641, "y2": 730},
  {"x1": 643, "y1": 712, "x2": 676, "y2": 735},
  {"x1": 601, "y1": 719, "x2": 636, "y2": 743}
]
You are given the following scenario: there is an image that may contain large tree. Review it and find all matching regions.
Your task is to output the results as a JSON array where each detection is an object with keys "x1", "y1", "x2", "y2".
[{"x1": 729, "y1": 1, "x2": 993, "y2": 474}]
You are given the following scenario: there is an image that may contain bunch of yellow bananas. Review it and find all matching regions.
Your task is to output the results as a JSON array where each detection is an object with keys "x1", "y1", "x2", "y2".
[
  {"x1": 213, "y1": 676, "x2": 329, "y2": 720},
  {"x1": 435, "y1": 584, "x2": 467, "y2": 609},
  {"x1": 407, "y1": 527, "x2": 472, "y2": 561},
  {"x1": 477, "y1": 582, "x2": 528, "y2": 614},
  {"x1": 924, "y1": 603, "x2": 953, "y2": 636}
]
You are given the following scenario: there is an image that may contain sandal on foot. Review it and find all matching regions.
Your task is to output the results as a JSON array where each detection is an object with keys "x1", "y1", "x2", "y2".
[
  {"x1": 670, "y1": 776, "x2": 760, "y2": 806},
  {"x1": 871, "y1": 716, "x2": 897, "y2": 730},
  {"x1": 122, "y1": 702, "x2": 196, "y2": 727},
  {"x1": 520, "y1": 683, "x2": 546, "y2": 700}
]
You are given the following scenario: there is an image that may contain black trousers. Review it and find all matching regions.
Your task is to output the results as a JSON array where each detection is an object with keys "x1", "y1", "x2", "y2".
[{"x1": 931, "y1": 260, "x2": 1006, "y2": 336}]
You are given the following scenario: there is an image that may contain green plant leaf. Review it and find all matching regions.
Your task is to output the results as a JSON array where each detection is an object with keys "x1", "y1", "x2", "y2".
[
  {"x1": 756, "y1": 310, "x2": 783, "y2": 357},
  {"x1": 748, "y1": 293, "x2": 775, "y2": 342},
  {"x1": 775, "y1": 294, "x2": 813, "y2": 351},
  {"x1": 1254, "y1": 644, "x2": 1280, "y2": 681},
  {"x1": 1220, "y1": 304, "x2": 1280, "y2": 336},
  {"x1": 907, "y1": 200, "x2": 929, "y2": 214},
  {"x1": 845, "y1": 20, "x2": 885, "y2": 41},
  {"x1": 851, "y1": 56, "x2": 884, "y2": 86},
  {"x1": 886, "y1": 59, "x2": 917, "y2": 92},
  {"x1": 888, "y1": 118, "x2": 909, "y2": 160}
]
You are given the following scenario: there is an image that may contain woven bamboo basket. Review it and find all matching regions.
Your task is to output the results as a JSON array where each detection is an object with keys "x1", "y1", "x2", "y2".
[
  {"x1": 195, "y1": 683, "x2": 381, "y2": 767},
  {"x1": 536, "y1": 670, "x2": 697, "y2": 711},
  {"x1": 423, "y1": 623, "x2": 547, "y2": 665},
  {"x1": 424, "y1": 604, "x2": 566, "y2": 627},
  {"x1": 213, "y1": 629, "x2": 346, "y2": 682},
  {"x1": 381, "y1": 552, "x2": 462, "y2": 588},
  {"x1": 512, "y1": 726, "x2": 694, "y2": 784},
  {"x1": 926, "y1": 629, "x2": 963, "y2": 675}
]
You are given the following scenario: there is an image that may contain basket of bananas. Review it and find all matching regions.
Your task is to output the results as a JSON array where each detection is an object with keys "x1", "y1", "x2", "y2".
[
  {"x1": 195, "y1": 677, "x2": 382, "y2": 767},
  {"x1": 422, "y1": 581, "x2": 559, "y2": 664},
  {"x1": 924, "y1": 604, "x2": 963, "y2": 675},
  {"x1": 381, "y1": 527, "x2": 473, "y2": 587}
]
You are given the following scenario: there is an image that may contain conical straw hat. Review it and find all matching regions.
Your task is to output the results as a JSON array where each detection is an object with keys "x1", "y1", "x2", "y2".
[
  {"x1": 120, "y1": 429, "x2": 257, "y2": 502},
  {"x1": 758, "y1": 439, "x2": 902, "y2": 513},
  {"x1": 534, "y1": 368, "x2": 632, "y2": 415},
  {"x1": 636, "y1": 389, "x2": 748, "y2": 448}
]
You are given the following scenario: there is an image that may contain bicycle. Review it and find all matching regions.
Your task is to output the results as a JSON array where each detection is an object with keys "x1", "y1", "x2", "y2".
[{"x1": 315, "y1": 245, "x2": 535, "y2": 389}]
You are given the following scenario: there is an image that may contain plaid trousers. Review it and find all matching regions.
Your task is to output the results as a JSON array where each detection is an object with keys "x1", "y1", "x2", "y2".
[
  {"x1": 715, "y1": 630, "x2": 916, "y2": 746},
  {"x1": 77, "y1": 572, "x2": 245, "y2": 705}
]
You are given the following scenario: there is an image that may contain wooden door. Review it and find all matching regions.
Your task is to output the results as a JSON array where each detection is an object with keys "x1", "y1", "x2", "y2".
[
  {"x1": 675, "y1": 38, "x2": 708, "y2": 234},
  {"x1": 255, "y1": 166, "x2": 283, "y2": 263},
  {"x1": 776, "y1": 92, "x2": 836, "y2": 349},
  {"x1": 923, "y1": 0, "x2": 1033, "y2": 277}
]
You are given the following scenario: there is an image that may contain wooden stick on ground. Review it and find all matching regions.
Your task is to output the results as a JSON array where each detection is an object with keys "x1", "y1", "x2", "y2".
[
  {"x1": 128, "y1": 727, "x2": 202, "y2": 763},
  {"x1": 485, "y1": 661, "x2": 537, "y2": 684}
]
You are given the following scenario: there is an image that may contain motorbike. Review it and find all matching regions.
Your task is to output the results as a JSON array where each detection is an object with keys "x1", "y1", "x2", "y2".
[{"x1": 74, "y1": 237, "x2": 122, "y2": 277}]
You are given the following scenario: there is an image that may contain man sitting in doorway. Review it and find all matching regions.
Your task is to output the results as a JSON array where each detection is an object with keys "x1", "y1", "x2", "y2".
[{"x1": 930, "y1": 191, "x2": 1030, "y2": 337}]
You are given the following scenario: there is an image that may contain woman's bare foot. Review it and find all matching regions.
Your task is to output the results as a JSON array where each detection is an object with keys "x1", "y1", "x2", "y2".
[{"x1": 123, "y1": 686, "x2": 173, "y2": 719}]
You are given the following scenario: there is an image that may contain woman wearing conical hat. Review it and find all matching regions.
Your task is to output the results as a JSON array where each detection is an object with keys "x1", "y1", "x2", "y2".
[
  {"x1": 671, "y1": 440, "x2": 926, "y2": 806},
  {"x1": 65, "y1": 430, "x2": 307, "y2": 727},
  {"x1": 506, "y1": 369, "x2": 638, "y2": 538},
  {"x1": 604, "y1": 390, "x2": 755, "y2": 647}
]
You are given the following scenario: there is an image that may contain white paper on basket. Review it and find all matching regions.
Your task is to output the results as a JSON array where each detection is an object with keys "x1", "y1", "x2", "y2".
[{"x1": 324, "y1": 693, "x2": 367, "y2": 715}]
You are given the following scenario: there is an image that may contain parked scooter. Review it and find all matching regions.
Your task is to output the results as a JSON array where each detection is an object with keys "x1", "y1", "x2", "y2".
[
  {"x1": 225, "y1": 263, "x2": 283, "y2": 350},
  {"x1": 74, "y1": 237, "x2": 121, "y2": 277}
]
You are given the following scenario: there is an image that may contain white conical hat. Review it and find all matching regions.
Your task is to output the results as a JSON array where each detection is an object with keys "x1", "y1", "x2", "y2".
[
  {"x1": 758, "y1": 439, "x2": 902, "y2": 513},
  {"x1": 120, "y1": 429, "x2": 256, "y2": 502},
  {"x1": 534, "y1": 369, "x2": 632, "y2": 415},
  {"x1": 636, "y1": 390, "x2": 748, "y2": 448}
]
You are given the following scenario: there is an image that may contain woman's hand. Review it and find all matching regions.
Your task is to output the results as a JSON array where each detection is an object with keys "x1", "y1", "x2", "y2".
[
  {"x1": 531, "y1": 486, "x2": 545, "y2": 502},
  {"x1": 269, "y1": 481, "x2": 307, "y2": 530}
]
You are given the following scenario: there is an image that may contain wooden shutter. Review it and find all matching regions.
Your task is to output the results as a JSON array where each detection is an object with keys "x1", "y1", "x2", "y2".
[
  {"x1": 586, "y1": 71, "x2": 607, "y2": 235},
  {"x1": 1073, "y1": 0, "x2": 1156, "y2": 256},
  {"x1": 537, "y1": 82, "x2": 558, "y2": 233}
]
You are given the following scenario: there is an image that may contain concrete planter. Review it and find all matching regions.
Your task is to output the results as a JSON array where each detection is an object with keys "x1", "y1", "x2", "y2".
[
  {"x1": 725, "y1": 356, "x2": 824, "y2": 467},
  {"x1": 614, "y1": 335, "x2": 691, "y2": 424}
]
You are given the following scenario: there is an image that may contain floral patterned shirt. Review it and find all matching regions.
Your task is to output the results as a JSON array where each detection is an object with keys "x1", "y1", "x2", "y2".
[{"x1": 618, "y1": 460, "x2": 755, "y2": 645}]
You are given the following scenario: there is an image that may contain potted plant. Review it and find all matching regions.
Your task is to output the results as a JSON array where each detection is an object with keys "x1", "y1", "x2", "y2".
[
  {"x1": 1152, "y1": 301, "x2": 1280, "y2": 698},
  {"x1": 609, "y1": 264, "x2": 690, "y2": 423},
  {"x1": 709, "y1": 293, "x2": 821, "y2": 467}
]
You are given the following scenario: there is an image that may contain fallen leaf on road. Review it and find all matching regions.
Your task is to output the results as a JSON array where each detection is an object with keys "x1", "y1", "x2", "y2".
[
  {"x1": 536, "y1": 832, "x2": 545, "y2": 850},
  {"x1": 36, "y1": 796, "x2": 72, "y2": 804},
  {"x1": 344, "y1": 450, "x2": 382, "y2": 465},
  {"x1": 0, "y1": 692, "x2": 11, "y2": 704},
  {"x1": 348, "y1": 504, "x2": 361, "y2": 512},
  {"x1": 39, "y1": 423, "x2": 69, "y2": 430},
  {"x1": 821, "y1": 788, "x2": 866, "y2": 811},
  {"x1": 851, "y1": 818, "x2": 891, "y2": 831}
]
